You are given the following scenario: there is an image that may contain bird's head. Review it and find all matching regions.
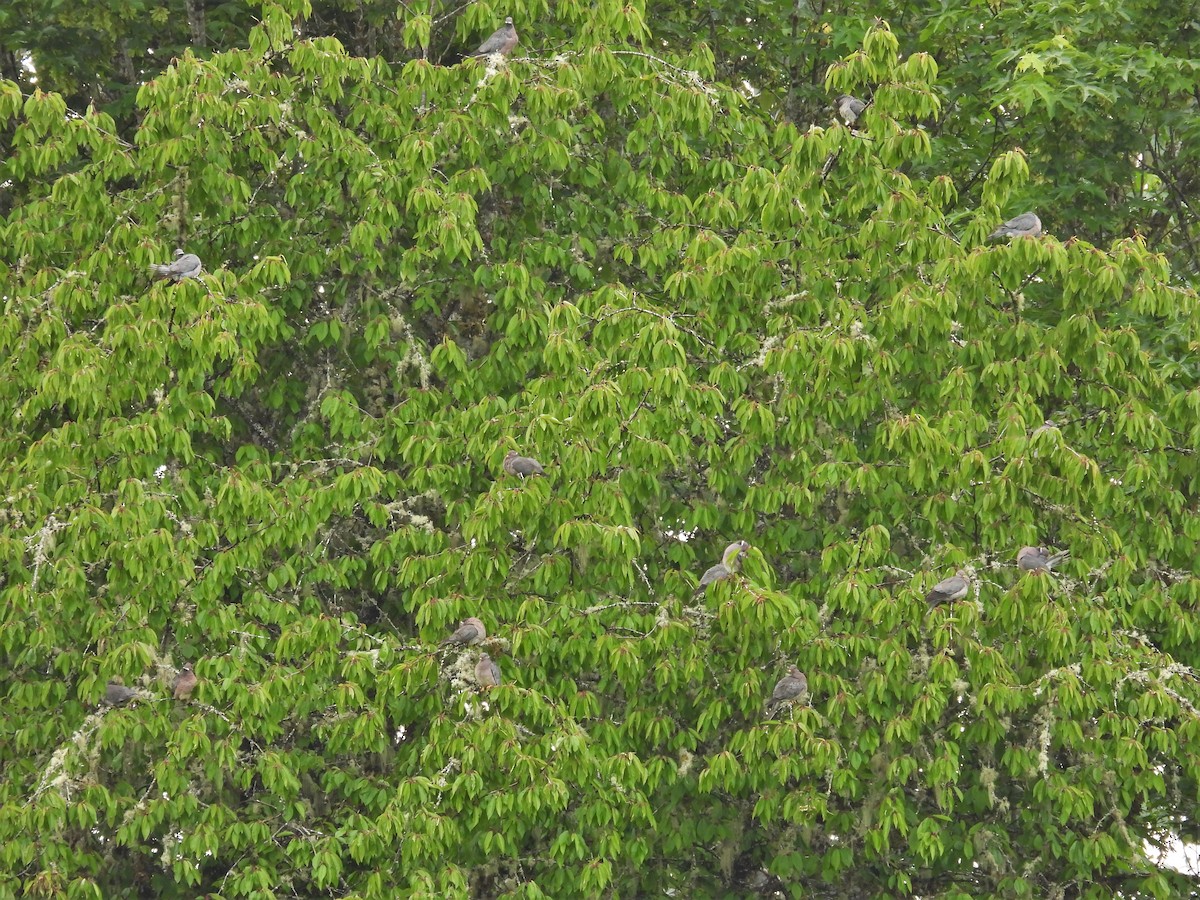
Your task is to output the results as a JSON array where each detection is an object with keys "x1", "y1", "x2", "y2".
[{"x1": 723, "y1": 539, "x2": 751, "y2": 569}]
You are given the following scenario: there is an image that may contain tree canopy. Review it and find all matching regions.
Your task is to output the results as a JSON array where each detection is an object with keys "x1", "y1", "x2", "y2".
[{"x1": 2, "y1": 1, "x2": 1199, "y2": 897}]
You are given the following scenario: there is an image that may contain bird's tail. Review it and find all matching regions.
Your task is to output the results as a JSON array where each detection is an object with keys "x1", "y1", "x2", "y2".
[{"x1": 1048, "y1": 550, "x2": 1071, "y2": 569}]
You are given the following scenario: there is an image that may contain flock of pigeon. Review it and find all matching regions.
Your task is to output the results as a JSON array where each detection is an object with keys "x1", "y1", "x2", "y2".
[
  {"x1": 99, "y1": 531, "x2": 1070, "y2": 715},
  {"x1": 123, "y1": 21, "x2": 1050, "y2": 713},
  {"x1": 834, "y1": 92, "x2": 1043, "y2": 240},
  {"x1": 471, "y1": 452, "x2": 1073, "y2": 717},
  {"x1": 142, "y1": 19, "x2": 1042, "y2": 283},
  {"x1": 97, "y1": 430, "x2": 1069, "y2": 714}
]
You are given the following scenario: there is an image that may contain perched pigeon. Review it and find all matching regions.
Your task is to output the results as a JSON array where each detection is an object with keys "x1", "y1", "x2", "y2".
[
  {"x1": 696, "y1": 540, "x2": 751, "y2": 595},
  {"x1": 836, "y1": 94, "x2": 867, "y2": 125},
  {"x1": 765, "y1": 665, "x2": 808, "y2": 717},
  {"x1": 150, "y1": 249, "x2": 203, "y2": 281},
  {"x1": 475, "y1": 652, "x2": 502, "y2": 688},
  {"x1": 173, "y1": 664, "x2": 198, "y2": 701},
  {"x1": 440, "y1": 617, "x2": 486, "y2": 648},
  {"x1": 472, "y1": 17, "x2": 518, "y2": 58},
  {"x1": 1017, "y1": 546, "x2": 1070, "y2": 574},
  {"x1": 503, "y1": 449, "x2": 545, "y2": 479},
  {"x1": 104, "y1": 681, "x2": 138, "y2": 706},
  {"x1": 987, "y1": 212, "x2": 1042, "y2": 240},
  {"x1": 925, "y1": 569, "x2": 971, "y2": 608}
]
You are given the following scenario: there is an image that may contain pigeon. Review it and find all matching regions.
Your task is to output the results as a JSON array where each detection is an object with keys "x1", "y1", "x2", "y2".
[
  {"x1": 150, "y1": 249, "x2": 203, "y2": 281},
  {"x1": 696, "y1": 540, "x2": 751, "y2": 595},
  {"x1": 104, "y1": 681, "x2": 138, "y2": 706},
  {"x1": 987, "y1": 212, "x2": 1042, "y2": 240},
  {"x1": 173, "y1": 664, "x2": 198, "y2": 701},
  {"x1": 503, "y1": 450, "x2": 545, "y2": 479},
  {"x1": 472, "y1": 17, "x2": 518, "y2": 58},
  {"x1": 440, "y1": 617, "x2": 486, "y2": 648},
  {"x1": 1017, "y1": 546, "x2": 1070, "y2": 574},
  {"x1": 475, "y1": 652, "x2": 502, "y2": 688},
  {"x1": 836, "y1": 94, "x2": 867, "y2": 125},
  {"x1": 925, "y1": 569, "x2": 971, "y2": 608},
  {"x1": 765, "y1": 665, "x2": 808, "y2": 718}
]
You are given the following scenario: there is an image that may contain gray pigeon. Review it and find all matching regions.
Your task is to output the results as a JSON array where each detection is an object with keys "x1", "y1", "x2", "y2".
[
  {"x1": 104, "y1": 681, "x2": 138, "y2": 706},
  {"x1": 472, "y1": 17, "x2": 519, "y2": 58},
  {"x1": 836, "y1": 94, "x2": 867, "y2": 125},
  {"x1": 440, "y1": 616, "x2": 486, "y2": 648},
  {"x1": 696, "y1": 540, "x2": 751, "y2": 594},
  {"x1": 925, "y1": 569, "x2": 970, "y2": 608},
  {"x1": 150, "y1": 249, "x2": 203, "y2": 281},
  {"x1": 765, "y1": 665, "x2": 808, "y2": 717},
  {"x1": 987, "y1": 212, "x2": 1042, "y2": 240},
  {"x1": 475, "y1": 652, "x2": 502, "y2": 688},
  {"x1": 1017, "y1": 545, "x2": 1070, "y2": 574},
  {"x1": 503, "y1": 449, "x2": 545, "y2": 479}
]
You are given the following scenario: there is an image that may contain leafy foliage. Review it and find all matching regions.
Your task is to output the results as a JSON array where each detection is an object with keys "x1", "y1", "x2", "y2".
[{"x1": 1, "y1": 2, "x2": 1199, "y2": 898}]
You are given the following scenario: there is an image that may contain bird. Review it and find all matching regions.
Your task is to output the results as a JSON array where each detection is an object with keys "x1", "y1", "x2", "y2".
[
  {"x1": 440, "y1": 617, "x2": 486, "y2": 648},
  {"x1": 696, "y1": 540, "x2": 751, "y2": 595},
  {"x1": 475, "y1": 652, "x2": 502, "y2": 688},
  {"x1": 503, "y1": 449, "x2": 545, "y2": 479},
  {"x1": 1017, "y1": 546, "x2": 1070, "y2": 574},
  {"x1": 925, "y1": 569, "x2": 971, "y2": 608},
  {"x1": 765, "y1": 665, "x2": 808, "y2": 718},
  {"x1": 836, "y1": 94, "x2": 867, "y2": 125},
  {"x1": 173, "y1": 664, "x2": 198, "y2": 701},
  {"x1": 150, "y1": 249, "x2": 203, "y2": 281},
  {"x1": 987, "y1": 212, "x2": 1042, "y2": 240},
  {"x1": 104, "y1": 681, "x2": 138, "y2": 706},
  {"x1": 472, "y1": 17, "x2": 519, "y2": 58}
]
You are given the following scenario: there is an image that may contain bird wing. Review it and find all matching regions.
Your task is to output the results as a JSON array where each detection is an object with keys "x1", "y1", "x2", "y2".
[
  {"x1": 474, "y1": 26, "x2": 509, "y2": 55},
  {"x1": 157, "y1": 254, "x2": 201, "y2": 277},
  {"x1": 928, "y1": 574, "x2": 966, "y2": 601},
  {"x1": 771, "y1": 677, "x2": 795, "y2": 703},
  {"x1": 518, "y1": 457, "x2": 544, "y2": 475},
  {"x1": 442, "y1": 622, "x2": 477, "y2": 645}
]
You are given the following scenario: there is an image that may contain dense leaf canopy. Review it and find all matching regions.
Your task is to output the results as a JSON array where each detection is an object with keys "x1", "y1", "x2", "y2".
[{"x1": 2, "y1": 1, "x2": 1199, "y2": 897}]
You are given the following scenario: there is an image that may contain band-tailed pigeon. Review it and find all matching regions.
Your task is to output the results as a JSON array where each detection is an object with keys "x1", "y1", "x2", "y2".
[
  {"x1": 473, "y1": 17, "x2": 518, "y2": 58},
  {"x1": 836, "y1": 94, "x2": 867, "y2": 125},
  {"x1": 696, "y1": 540, "x2": 751, "y2": 594},
  {"x1": 150, "y1": 249, "x2": 203, "y2": 281},
  {"x1": 441, "y1": 617, "x2": 486, "y2": 648},
  {"x1": 503, "y1": 449, "x2": 545, "y2": 479},
  {"x1": 104, "y1": 681, "x2": 138, "y2": 706},
  {"x1": 173, "y1": 664, "x2": 198, "y2": 701},
  {"x1": 987, "y1": 212, "x2": 1042, "y2": 240},
  {"x1": 1017, "y1": 546, "x2": 1070, "y2": 573},
  {"x1": 925, "y1": 569, "x2": 970, "y2": 608},
  {"x1": 475, "y1": 652, "x2": 502, "y2": 688},
  {"x1": 765, "y1": 665, "x2": 808, "y2": 717}
]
